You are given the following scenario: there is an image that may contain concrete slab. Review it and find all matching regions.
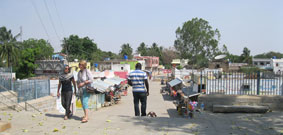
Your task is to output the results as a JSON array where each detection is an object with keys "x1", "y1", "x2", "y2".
[{"x1": 213, "y1": 105, "x2": 269, "y2": 113}]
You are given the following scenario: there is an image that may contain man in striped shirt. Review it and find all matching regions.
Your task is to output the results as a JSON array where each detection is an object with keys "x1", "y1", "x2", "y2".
[{"x1": 127, "y1": 63, "x2": 149, "y2": 116}]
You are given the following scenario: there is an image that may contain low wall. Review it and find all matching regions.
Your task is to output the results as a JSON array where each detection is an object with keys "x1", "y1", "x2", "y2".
[
  {"x1": 19, "y1": 96, "x2": 56, "y2": 112},
  {"x1": 198, "y1": 94, "x2": 283, "y2": 111},
  {"x1": 0, "y1": 91, "x2": 18, "y2": 110}
]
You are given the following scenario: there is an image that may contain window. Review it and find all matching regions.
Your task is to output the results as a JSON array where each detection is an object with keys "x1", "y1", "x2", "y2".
[
  {"x1": 254, "y1": 62, "x2": 258, "y2": 65},
  {"x1": 121, "y1": 67, "x2": 124, "y2": 70},
  {"x1": 276, "y1": 63, "x2": 279, "y2": 67},
  {"x1": 216, "y1": 64, "x2": 220, "y2": 68},
  {"x1": 260, "y1": 62, "x2": 264, "y2": 66}
]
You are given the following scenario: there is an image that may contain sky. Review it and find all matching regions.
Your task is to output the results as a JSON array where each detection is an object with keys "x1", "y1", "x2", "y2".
[{"x1": 1, "y1": 0, "x2": 282, "y2": 56}]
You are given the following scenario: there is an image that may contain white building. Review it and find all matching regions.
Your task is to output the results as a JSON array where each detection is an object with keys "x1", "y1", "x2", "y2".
[
  {"x1": 111, "y1": 64, "x2": 131, "y2": 73},
  {"x1": 252, "y1": 58, "x2": 272, "y2": 70},
  {"x1": 271, "y1": 59, "x2": 283, "y2": 73}
]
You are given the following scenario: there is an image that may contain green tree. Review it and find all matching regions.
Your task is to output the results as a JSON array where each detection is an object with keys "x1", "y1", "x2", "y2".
[
  {"x1": 137, "y1": 42, "x2": 148, "y2": 56},
  {"x1": 61, "y1": 35, "x2": 98, "y2": 61},
  {"x1": 16, "y1": 39, "x2": 54, "y2": 79},
  {"x1": 254, "y1": 51, "x2": 283, "y2": 59},
  {"x1": 0, "y1": 26, "x2": 21, "y2": 67},
  {"x1": 174, "y1": 18, "x2": 221, "y2": 68},
  {"x1": 241, "y1": 47, "x2": 252, "y2": 64},
  {"x1": 119, "y1": 43, "x2": 133, "y2": 59},
  {"x1": 21, "y1": 39, "x2": 54, "y2": 60},
  {"x1": 16, "y1": 48, "x2": 37, "y2": 78},
  {"x1": 227, "y1": 54, "x2": 242, "y2": 63},
  {"x1": 221, "y1": 44, "x2": 229, "y2": 55}
]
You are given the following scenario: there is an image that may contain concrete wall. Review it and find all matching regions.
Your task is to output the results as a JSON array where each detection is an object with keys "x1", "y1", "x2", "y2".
[
  {"x1": 198, "y1": 94, "x2": 283, "y2": 111},
  {"x1": 111, "y1": 64, "x2": 130, "y2": 72},
  {"x1": 0, "y1": 91, "x2": 18, "y2": 110},
  {"x1": 19, "y1": 96, "x2": 56, "y2": 112}
]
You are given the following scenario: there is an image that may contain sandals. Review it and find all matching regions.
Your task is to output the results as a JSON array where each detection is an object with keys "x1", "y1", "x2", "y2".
[{"x1": 81, "y1": 118, "x2": 88, "y2": 123}]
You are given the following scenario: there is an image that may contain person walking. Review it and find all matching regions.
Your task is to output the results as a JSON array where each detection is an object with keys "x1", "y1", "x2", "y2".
[
  {"x1": 57, "y1": 65, "x2": 77, "y2": 120},
  {"x1": 127, "y1": 63, "x2": 149, "y2": 116},
  {"x1": 77, "y1": 60, "x2": 93, "y2": 123}
]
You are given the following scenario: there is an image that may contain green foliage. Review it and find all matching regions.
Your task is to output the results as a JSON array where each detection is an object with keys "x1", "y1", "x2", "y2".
[
  {"x1": 240, "y1": 66, "x2": 262, "y2": 73},
  {"x1": 0, "y1": 26, "x2": 21, "y2": 67},
  {"x1": 21, "y1": 39, "x2": 54, "y2": 60},
  {"x1": 174, "y1": 18, "x2": 221, "y2": 68},
  {"x1": 227, "y1": 54, "x2": 242, "y2": 63},
  {"x1": 136, "y1": 42, "x2": 165, "y2": 65},
  {"x1": 61, "y1": 35, "x2": 99, "y2": 61},
  {"x1": 16, "y1": 48, "x2": 36, "y2": 78},
  {"x1": 254, "y1": 51, "x2": 283, "y2": 59},
  {"x1": 240, "y1": 47, "x2": 252, "y2": 64},
  {"x1": 119, "y1": 43, "x2": 133, "y2": 59},
  {"x1": 137, "y1": 42, "x2": 147, "y2": 56},
  {"x1": 15, "y1": 39, "x2": 54, "y2": 79},
  {"x1": 176, "y1": 65, "x2": 183, "y2": 70}
]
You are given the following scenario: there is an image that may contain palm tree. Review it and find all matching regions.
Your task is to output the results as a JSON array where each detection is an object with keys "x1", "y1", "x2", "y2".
[{"x1": 0, "y1": 27, "x2": 20, "y2": 67}]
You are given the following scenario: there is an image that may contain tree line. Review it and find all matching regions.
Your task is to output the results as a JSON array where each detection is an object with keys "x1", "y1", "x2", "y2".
[{"x1": 1, "y1": 18, "x2": 282, "y2": 79}]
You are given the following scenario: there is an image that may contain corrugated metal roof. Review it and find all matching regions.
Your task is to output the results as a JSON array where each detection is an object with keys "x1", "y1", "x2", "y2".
[
  {"x1": 168, "y1": 78, "x2": 182, "y2": 87},
  {"x1": 182, "y1": 87, "x2": 199, "y2": 97},
  {"x1": 104, "y1": 77, "x2": 126, "y2": 85},
  {"x1": 91, "y1": 80, "x2": 111, "y2": 93}
]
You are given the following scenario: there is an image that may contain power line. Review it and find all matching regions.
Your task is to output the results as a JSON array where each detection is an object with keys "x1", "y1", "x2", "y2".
[
  {"x1": 30, "y1": 0, "x2": 51, "y2": 40},
  {"x1": 43, "y1": 0, "x2": 61, "y2": 42},
  {"x1": 52, "y1": 0, "x2": 66, "y2": 36}
]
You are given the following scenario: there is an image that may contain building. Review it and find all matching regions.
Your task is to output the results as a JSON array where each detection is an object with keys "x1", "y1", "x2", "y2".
[
  {"x1": 134, "y1": 56, "x2": 159, "y2": 72},
  {"x1": 111, "y1": 64, "x2": 131, "y2": 73},
  {"x1": 208, "y1": 60, "x2": 229, "y2": 72},
  {"x1": 35, "y1": 59, "x2": 67, "y2": 77},
  {"x1": 69, "y1": 61, "x2": 91, "y2": 72},
  {"x1": 252, "y1": 58, "x2": 272, "y2": 70},
  {"x1": 229, "y1": 63, "x2": 248, "y2": 71},
  {"x1": 52, "y1": 53, "x2": 67, "y2": 60},
  {"x1": 171, "y1": 59, "x2": 189, "y2": 68},
  {"x1": 97, "y1": 60, "x2": 139, "y2": 71},
  {"x1": 271, "y1": 58, "x2": 283, "y2": 73}
]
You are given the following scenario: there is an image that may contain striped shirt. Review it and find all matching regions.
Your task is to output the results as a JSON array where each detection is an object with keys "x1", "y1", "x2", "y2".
[{"x1": 128, "y1": 70, "x2": 148, "y2": 92}]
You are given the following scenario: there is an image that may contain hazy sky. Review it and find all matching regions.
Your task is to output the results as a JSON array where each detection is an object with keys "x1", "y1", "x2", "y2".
[{"x1": 1, "y1": 0, "x2": 282, "y2": 56}]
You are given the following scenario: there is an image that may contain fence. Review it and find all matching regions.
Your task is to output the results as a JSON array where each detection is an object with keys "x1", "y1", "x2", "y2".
[
  {"x1": 199, "y1": 71, "x2": 283, "y2": 96},
  {"x1": 0, "y1": 67, "x2": 13, "y2": 92},
  {"x1": 0, "y1": 67, "x2": 50, "y2": 102},
  {"x1": 13, "y1": 80, "x2": 50, "y2": 102}
]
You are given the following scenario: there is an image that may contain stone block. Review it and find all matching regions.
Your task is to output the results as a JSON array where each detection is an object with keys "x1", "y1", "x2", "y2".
[
  {"x1": 0, "y1": 121, "x2": 11, "y2": 132},
  {"x1": 213, "y1": 105, "x2": 269, "y2": 113}
]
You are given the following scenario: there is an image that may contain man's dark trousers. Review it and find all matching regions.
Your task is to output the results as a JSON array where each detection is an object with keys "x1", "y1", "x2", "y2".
[{"x1": 133, "y1": 92, "x2": 147, "y2": 116}]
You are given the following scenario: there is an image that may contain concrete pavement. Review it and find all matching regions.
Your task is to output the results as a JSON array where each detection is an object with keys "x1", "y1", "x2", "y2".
[{"x1": 1, "y1": 81, "x2": 283, "y2": 135}]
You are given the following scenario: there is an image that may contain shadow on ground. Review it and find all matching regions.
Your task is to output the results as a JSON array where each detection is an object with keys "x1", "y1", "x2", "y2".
[
  {"x1": 45, "y1": 113, "x2": 81, "y2": 121},
  {"x1": 118, "y1": 111, "x2": 283, "y2": 135},
  {"x1": 122, "y1": 88, "x2": 283, "y2": 134}
]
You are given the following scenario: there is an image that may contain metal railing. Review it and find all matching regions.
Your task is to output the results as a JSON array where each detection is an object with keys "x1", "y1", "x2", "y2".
[
  {"x1": 0, "y1": 67, "x2": 13, "y2": 92},
  {"x1": 198, "y1": 71, "x2": 283, "y2": 95},
  {"x1": 0, "y1": 67, "x2": 50, "y2": 103},
  {"x1": 13, "y1": 80, "x2": 50, "y2": 102}
]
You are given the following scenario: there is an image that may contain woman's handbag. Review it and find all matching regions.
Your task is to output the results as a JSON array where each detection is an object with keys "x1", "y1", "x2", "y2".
[{"x1": 86, "y1": 86, "x2": 96, "y2": 93}]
